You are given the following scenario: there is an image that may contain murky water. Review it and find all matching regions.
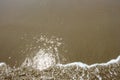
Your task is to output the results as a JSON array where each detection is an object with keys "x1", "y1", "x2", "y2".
[{"x1": 0, "y1": 1, "x2": 120, "y2": 79}]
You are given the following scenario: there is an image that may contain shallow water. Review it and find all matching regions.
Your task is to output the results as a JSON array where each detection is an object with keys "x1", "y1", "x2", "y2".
[
  {"x1": 0, "y1": 1, "x2": 120, "y2": 79},
  {"x1": 0, "y1": 50, "x2": 120, "y2": 80}
]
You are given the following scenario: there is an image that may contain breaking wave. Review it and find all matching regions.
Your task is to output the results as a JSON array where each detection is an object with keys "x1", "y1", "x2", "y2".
[{"x1": 0, "y1": 35, "x2": 120, "y2": 80}]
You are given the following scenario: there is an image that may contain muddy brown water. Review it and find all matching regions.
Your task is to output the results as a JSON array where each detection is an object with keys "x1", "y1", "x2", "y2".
[{"x1": 0, "y1": 0, "x2": 120, "y2": 67}]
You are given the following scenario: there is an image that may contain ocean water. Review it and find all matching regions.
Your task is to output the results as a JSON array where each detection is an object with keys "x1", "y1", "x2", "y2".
[
  {"x1": 0, "y1": 35, "x2": 120, "y2": 80},
  {"x1": 1, "y1": 0, "x2": 120, "y2": 66},
  {"x1": 0, "y1": 0, "x2": 120, "y2": 79}
]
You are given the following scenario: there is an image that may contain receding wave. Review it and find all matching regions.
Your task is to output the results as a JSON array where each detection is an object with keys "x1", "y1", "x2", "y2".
[{"x1": 0, "y1": 35, "x2": 120, "y2": 80}]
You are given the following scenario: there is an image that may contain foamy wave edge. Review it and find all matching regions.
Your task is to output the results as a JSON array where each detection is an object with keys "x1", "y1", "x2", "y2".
[
  {"x1": 56, "y1": 55, "x2": 120, "y2": 68},
  {"x1": 0, "y1": 56, "x2": 120, "y2": 69}
]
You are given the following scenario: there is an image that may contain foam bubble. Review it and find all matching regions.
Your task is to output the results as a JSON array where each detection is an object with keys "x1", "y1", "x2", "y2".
[
  {"x1": 0, "y1": 62, "x2": 6, "y2": 67},
  {"x1": 21, "y1": 35, "x2": 63, "y2": 70}
]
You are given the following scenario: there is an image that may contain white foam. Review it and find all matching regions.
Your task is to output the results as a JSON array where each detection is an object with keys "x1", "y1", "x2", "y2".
[
  {"x1": 22, "y1": 49, "x2": 56, "y2": 70},
  {"x1": 56, "y1": 55, "x2": 120, "y2": 68},
  {"x1": 21, "y1": 35, "x2": 63, "y2": 70},
  {"x1": 88, "y1": 55, "x2": 120, "y2": 68},
  {"x1": 32, "y1": 49, "x2": 56, "y2": 70},
  {"x1": 57, "y1": 62, "x2": 88, "y2": 68},
  {"x1": 0, "y1": 62, "x2": 6, "y2": 67}
]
